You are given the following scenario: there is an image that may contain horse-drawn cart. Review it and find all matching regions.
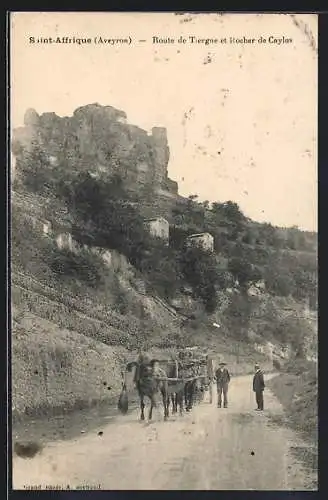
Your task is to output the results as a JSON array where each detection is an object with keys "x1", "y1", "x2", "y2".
[
  {"x1": 155, "y1": 349, "x2": 214, "y2": 411},
  {"x1": 122, "y1": 349, "x2": 214, "y2": 421}
]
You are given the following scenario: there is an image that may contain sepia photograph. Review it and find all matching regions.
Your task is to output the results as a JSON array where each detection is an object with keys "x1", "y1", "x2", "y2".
[{"x1": 10, "y1": 12, "x2": 317, "y2": 491}]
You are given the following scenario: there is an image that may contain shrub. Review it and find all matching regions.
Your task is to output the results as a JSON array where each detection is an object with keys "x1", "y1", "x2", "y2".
[
  {"x1": 275, "y1": 315, "x2": 314, "y2": 357},
  {"x1": 11, "y1": 207, "x2": 55, "y2": 278},
  {"x1": 264, "y1": 271, "x2": 296, "y2": 297},
  {"x1": 224, "y1": 292, "x2": 252, "y2": 334},
  {"x1": 139, "y1": 242, "x2": 182, "y2": 299},
  {"x1": 228, "y1": 257, "x2": 262, "y2": 291},
  {"x1": 48, "y1": 246, "x2": 105, "y2": 288},
  {"x1": 273, "y1": 359, "x2": 282, "y2": 370},
  {"x1": 180, "y1": 246, "x2": 219, "y2": 312}
]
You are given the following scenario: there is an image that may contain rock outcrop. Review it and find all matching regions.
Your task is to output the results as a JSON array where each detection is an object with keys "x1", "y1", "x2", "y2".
[{"x1": 12, "y1": 103, "x2": 178, "y2": 204}]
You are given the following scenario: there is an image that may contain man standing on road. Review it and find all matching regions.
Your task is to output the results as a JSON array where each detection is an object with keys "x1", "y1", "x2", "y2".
[
  {"x1": 215, "y1": 361, "x2": 231, "y2": 408},
  {"x1": 253, "y1": 363, "x2": 265, "y2": 411}
]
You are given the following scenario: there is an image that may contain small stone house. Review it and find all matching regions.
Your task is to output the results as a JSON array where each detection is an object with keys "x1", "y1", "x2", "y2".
[
  {"x1": 186, "y1": 232, "x2": 214, "y2": 253},
  {"x1": 143, "y1": 217, "x2": 169, "y2": 244}
]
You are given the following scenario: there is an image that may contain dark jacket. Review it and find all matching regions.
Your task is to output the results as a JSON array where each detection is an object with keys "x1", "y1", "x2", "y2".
[
  {"x1": 253, "y1": 370, "x2": 265, "y2": 392},
  {"x1": 215, "y1": 367, "x2": 230, "y2": 385}
]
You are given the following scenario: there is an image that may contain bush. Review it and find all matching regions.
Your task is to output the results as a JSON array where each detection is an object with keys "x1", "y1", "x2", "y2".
[
  {"x1": 180, "y1": 247, "x2": 219, "y2": 312},
  {"x1": 292, "y1": 269, "x2": 317, "y2": 301},
  {"x1": 228, "y1": 256, "x2": 262, "y2": 291},
  {"x1": 48, "y1": 247, "x2": 105, "y2": 288},
  {"x1": 275, "y1": 315, "x2": 313, "y2": 357},
  {"x1": 11, "y1": 208, "x2": 55, "y2": 278},
  {"x1": 264, "y1": 270, "x2": 296, "y2": 297},
  {"x1": 216, "y1": 270, "x2": 235, "y2": 290},
  {"x1": 211, "y1": 200, "x2": 246, "y2": 226},
  {"x1": 139, "y1": 242, "x2": 182, "y2": 299},
  {"x1": 60, "y1": 172, "x2": 152, "y2": 265},
  {"x1": 224, "y1": 292, "x2": 252, "y2": 334}
]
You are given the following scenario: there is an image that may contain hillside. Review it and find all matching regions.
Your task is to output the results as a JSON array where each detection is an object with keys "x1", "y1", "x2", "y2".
[{"x1": 11, "y1": 103, "x2": 317, "y2": 418}]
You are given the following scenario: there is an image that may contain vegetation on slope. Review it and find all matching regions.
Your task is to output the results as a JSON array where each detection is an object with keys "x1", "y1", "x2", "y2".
[
  {"x1": 267, "y1": 359, "x2": 318, "y2": 443},
  {"x1": 12, "y1": 103, "x2": 317, "y2": 357},
  {"x1": 13, "y1": 167, "x2": 317, "y2": 354}
]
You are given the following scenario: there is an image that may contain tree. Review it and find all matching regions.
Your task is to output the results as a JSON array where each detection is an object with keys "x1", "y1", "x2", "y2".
[
  {"x1": 48, "y1": 246, "x2": 105, "y2": 288},
  {"x1": 211, "y1": 200, "x2": 246, "y2": 228},
  {"x1": 292, "y1": 269, "x2": 317, "y2": 301},
  {"x1": 169, "y1": 225, "x2": 191, "y2": 251},
  {"x1": 258, "y1": 222, "x2": 281, "y2": 247},
  {"x1": 264, "y1": 268, "x2": 295, "y2": 297},
  {"x1": 139, "y1": 243, "x2": 182, "y2": 299},
  {"x1": 172, "y1": 196, "x2": 205, "y2": 229},
  {"x1": 225, "y1": 292, "x2": 252, "y2": 361},
  {"x1": 180, "y1": 246, "x2": 219, "y2": 312},
  {"x1": 216, "y1": 270, "x2": 235, "y2": 290},
  {"x1": 275, "y1": 315, "x2": 313, "y2": 358},
  {"x1": 286, "y1": 226, "x2": 300, "y2": 250},
  {"x1": 62, "y1": 173, "x2": 151, "y2": 266},
  {"x1": 18, "y1": 143, "x2": 53, "y2": 193},
  {"x1": 222, "y1": 201, "x2": 245, "y2": 224},
  {"x1": 228, "y1": 257, "x2": 262, "y2": 292}
]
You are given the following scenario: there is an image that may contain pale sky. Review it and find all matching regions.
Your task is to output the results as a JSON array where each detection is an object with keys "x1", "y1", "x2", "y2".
[{"x1": 11, "y1": 12, "x2": 318, "y2": 231}]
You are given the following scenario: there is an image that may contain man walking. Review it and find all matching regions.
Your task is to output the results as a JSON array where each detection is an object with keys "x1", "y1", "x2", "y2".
[
  {"x1": 215, "y1": 361, "x2": 231, "y2": 408},
  {"x1": 253, "y1": 363, "x2": 265, "y2": 411}
]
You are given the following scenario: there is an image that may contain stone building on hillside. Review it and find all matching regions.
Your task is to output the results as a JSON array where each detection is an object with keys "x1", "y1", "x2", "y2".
[
  {"x1": 186, "y1": 232, "x2": 214, "y2": 253},
  {"x1": 143, "y1": 217, "x2": 169, "y2": 244}
]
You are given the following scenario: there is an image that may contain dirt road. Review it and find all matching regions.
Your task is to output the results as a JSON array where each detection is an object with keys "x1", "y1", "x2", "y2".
[{"x1": 12, "y1": 374, "x2": 317, "y2": 490}]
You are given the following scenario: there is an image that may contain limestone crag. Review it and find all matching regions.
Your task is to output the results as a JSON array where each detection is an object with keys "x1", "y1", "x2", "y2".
[{"x1": 13, "y1": 103, "x2": 178, "y2": 206}]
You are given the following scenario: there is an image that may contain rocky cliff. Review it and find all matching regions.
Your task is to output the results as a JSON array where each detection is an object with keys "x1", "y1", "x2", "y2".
[{"x1": 13, "y1": 103, "x2": 178, "y2": 206}]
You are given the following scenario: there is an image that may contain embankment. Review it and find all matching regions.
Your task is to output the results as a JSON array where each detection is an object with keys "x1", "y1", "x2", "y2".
[
  {"x1": 12, "y1": 312, "x2": 130, "y2": 421},
  {"x1": 267, "y1": 360, "x2": 318, "y2": 443}
]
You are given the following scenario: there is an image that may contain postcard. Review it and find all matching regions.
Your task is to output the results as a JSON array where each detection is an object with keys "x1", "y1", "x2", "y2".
[{"x1": 10, "y1": 12, "x2": 317, "y2": 491}]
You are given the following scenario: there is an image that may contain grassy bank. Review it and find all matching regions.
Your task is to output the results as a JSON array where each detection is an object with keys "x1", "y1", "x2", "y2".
[{"x1": 267, "y1": 359, "x2": 318, "y2": 443}]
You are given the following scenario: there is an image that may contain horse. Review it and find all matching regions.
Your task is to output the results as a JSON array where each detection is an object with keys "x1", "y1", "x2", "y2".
[
  {"x1": 165, "y1": 361, "x2": 185, "y2": 416},
  {"x1": 161, "y1": 357, "x2": 197, "y2": 416},
  {"x1": 126, "y1": 357, "x2": 169, "y2": 421}
]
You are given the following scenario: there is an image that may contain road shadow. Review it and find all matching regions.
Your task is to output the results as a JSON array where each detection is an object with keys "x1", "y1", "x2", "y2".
[{"x1": 230, "y1": 412, "x2": 255, "y2": 425}]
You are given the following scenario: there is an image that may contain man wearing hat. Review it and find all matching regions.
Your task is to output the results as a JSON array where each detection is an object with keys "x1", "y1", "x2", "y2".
[
  {"x1": 253, "y1": 363, "x2": 265, "y2": 411},
  {"x1": 215, "y1": 360, "x2": 231, "y2": 408}
]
